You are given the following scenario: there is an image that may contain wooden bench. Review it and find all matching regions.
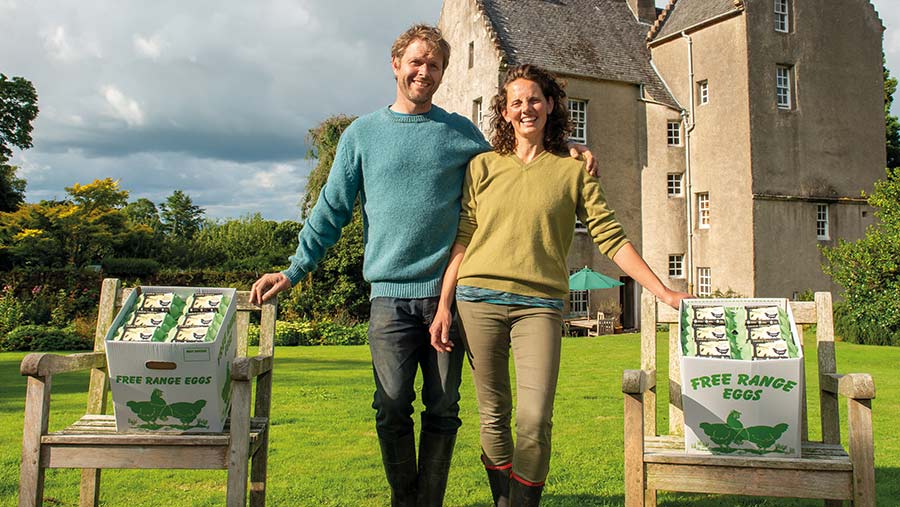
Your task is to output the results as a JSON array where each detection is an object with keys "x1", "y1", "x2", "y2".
[
  {"x1": 19, "y1": 278, "x2": 277, "y2": 507},
  {"x1": 622, "y1": 291, "x2": 875, "y2": 506}
]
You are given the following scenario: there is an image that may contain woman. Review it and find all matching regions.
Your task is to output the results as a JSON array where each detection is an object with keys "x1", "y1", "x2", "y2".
[{"x1": 429, "y1": 64, "x2": 689, "y2": 506}]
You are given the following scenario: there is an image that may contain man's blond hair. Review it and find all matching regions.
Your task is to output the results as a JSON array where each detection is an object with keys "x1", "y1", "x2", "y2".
[{"x1": 391, "y1": 24, "x2": 451, "y2": 70}]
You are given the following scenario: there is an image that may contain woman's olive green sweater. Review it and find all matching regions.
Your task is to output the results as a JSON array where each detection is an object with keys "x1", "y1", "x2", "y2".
[{"x1": 455, "y1": 150, "x2": 630, "y2": 300}]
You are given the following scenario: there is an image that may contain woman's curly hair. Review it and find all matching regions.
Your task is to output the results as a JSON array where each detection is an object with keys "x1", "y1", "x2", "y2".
[{"x1": 489, "y1": 64, "x2": 572, "y2": 154}]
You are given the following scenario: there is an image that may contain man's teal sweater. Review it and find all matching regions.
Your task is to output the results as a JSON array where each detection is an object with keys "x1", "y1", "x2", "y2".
[{"x1": 282, "y1": 105, "x2": 490, "y2": 299}]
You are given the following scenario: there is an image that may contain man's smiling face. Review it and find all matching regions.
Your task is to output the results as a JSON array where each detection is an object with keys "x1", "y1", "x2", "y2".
[{"x1": 392, "y1": 39, "x2": 444, "y2": 113}]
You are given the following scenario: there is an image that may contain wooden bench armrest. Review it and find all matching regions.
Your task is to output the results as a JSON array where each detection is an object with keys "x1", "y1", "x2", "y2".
[
  {"x1": 20, "y1": 351, "x2": 106, "y2": 377},
  {"x1": 232, "y1": 355, "x2": 273, "y2": 381},
  {"x1": 821, "y1": 372, "x2": 875, "y2": 400},
  {"x1": 622, "y1": 369, "x2": 656, "y2": 394}
]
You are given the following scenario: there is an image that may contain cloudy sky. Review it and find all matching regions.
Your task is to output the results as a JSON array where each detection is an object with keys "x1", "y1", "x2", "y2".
[{"x1": 2, "y1": 0, "x2": 898, "y2": 221}]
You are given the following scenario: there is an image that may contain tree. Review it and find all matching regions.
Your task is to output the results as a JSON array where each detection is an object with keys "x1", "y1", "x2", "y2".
[
  {"x1": 281, "y1": 114, "x2": 369, "y2": 321},
  {"x1": 885, "y1": 59, "x2": 900, "y2": 170},
  {"x1": 159, "y1": 190, "x2": 204, "y2": 240},
  {"x1": 195, "y1": 214, "x2": 301, "y2": 271},
  {"x1": 59, "y1": 179, "x2": 130, "y2": 266},
  {"x1": 0, "y1": 179, "x2": 136, "y2": 267},
  {"x1": 0, "y1": 74, "x2": 38, "y2": 160},
  {"x1": 822, "y1": 168, "x2": 900, "y2": 346},
  {"x1": 0, "y1": 163, "x2": 26, "y2": 212},
  {"x1": 0, "y1": 74, "x2": 38, "y2": 213},
  {"x1": 301, "y1": 115, "x2": 356, "y2": 218},
  {"x1": 66, "y1": 178, "x2": 129, "y2": 212},
  {"x1": 123, "y1": 198, "x2": 162, "y2": 230}
]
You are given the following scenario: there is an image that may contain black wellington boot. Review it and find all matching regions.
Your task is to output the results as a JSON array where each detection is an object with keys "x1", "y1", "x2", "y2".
[
  {"x1": 484, "y1": 466, "x2": 510, "y2": 507},
  {"x1": 509, "y1": 477, "x2": 543, "y2": 507},
  {"x1": 415, "y1": 431, "x2": 457, "y2": 507},
  {"x1": 379, "y1": 433, "x2": 418, "y2": 507}
]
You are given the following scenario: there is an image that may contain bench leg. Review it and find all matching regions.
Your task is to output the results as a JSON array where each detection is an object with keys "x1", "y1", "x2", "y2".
[
  {"x1": 227, "y1": 380, "x2": 252, "y2": 507},
  {"x1": 19, "y1": 376, "x2": 51, "y2": 507},
  {"x1": 848, "y1": 398, "x2": 875, "y2": 507},
  {"x1": 250, "y1": 372, "x2": 273, "y2": 507},
  {"x1": 644, "y1": 489, "x2": 657, "y2": 507},
  {"x1": 79, "y1": 469, "x2": 101, "y2": 507},
  {"x1": 624, "y1": 392, "x2": 646, "y2": 507}
]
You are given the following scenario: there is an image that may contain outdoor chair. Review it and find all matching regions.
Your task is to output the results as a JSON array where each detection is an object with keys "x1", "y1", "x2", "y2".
[
  {"x1": 18, "y1": 278, "x2": 277, "y2": 507},
  {"x1": 622, "y1": 291, "x2": 875, "y2": 506}
]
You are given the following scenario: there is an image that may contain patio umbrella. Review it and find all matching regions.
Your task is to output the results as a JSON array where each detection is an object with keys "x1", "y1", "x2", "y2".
[
  {"x1": 569, "y1": 267, "x2": 624, "y2": 290},
  {"x1": 568, "y1": 267, "x2": 623, "y2": 317}
]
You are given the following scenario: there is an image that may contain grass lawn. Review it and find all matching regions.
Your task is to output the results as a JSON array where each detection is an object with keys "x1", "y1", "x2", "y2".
[{"x1": 0, "y1": 331, "x2": 897, "y2": 506}]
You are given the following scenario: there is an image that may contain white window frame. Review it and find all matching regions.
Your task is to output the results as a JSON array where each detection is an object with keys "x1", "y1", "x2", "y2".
[
  {"x1": 568, "y1": 268, "x2": 589, "y2": 316},
  {"x1": 668, "y1": 254, "x2": 684, "y2": 279},
  {"x1": 774, "y1": 0, "x2": 789, "y2": 33},
  {"x1": 568, "y1": 99, "x2": 587, "y2": 144},
  {"x1": 667, "y1": 121, "x2": 682, "y2": 146},
  {"x1": 667, "y1": 173, "x2": 683, "y2": 197},
  {"x1": 698, "y1": 80, "x2": 709, "y2": 105},
  {"x1": 697, "y1": 192, "x2": 710, "y2": 229},
  {"x1": 816, "y1": 204, "x2": 830, "y2": 240},
  {"x1": 574, "y1": 219, "x2": 587, "y2": 232},
  {"x1": 697, "y1": 267, "x2": 712, "y2": 297},
  {"x1": 776, "y1": 65, "x2": 793, "y2": 110},
  {"x1": 472, "y1": 97, "x2": 483, "y2": 129}
]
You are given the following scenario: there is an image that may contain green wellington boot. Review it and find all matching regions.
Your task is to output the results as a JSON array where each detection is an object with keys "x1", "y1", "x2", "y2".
[
  {"x1": 415, "y1": 431, "x2": 457, "y2": 507},
  {"x1": 379, "y1": 433, "x2": 418, "y2": 507}
]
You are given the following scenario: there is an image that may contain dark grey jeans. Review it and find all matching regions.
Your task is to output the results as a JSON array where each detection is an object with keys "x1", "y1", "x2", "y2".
[{"x1": 368, "y1": 297, "x2": 464, "y2": 440}]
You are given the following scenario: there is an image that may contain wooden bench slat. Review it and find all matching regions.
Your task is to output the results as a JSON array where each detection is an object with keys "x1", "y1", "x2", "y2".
[
  {"x1": 643, "y1": 436, "x2": 851, "y2": 471},
  {"x1": 44, "y1": 415, "x2": 267, "y2": 446},
  {"x1": 646, "y1": 463, "x2": 853, "y2": 499}
]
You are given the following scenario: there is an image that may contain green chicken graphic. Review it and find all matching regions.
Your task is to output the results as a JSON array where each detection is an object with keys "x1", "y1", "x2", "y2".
[
  {"x1": 126, "y1": 388, "x2": 208, "y2": 430},
  {"x1": 699, "y1": 410, "x2": 790, "y2": 454},
  {"x1": 126, "y1": 388, "x2": 167, "y2": 424}
]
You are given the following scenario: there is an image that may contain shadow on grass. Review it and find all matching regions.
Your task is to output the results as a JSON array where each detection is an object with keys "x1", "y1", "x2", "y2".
[{"x1": 457, "y1": 494, "x2": 625, "y2": 507}]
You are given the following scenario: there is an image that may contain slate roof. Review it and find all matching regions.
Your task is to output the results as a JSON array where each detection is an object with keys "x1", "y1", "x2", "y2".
[
  {"x1": 651, "y1": 0, "x2": 740, "y2": 41},
  {"x1": 478, "y1": 0, "x2": 677, "y2": 107}
]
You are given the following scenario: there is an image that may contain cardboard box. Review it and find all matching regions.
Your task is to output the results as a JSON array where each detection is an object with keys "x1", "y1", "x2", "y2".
[
  {"x1": 679, "y1": 298, "x2": 803, "y2": 457},
  {"x1": 105, "y1": 286, "x2": 237, "y2": 433}
]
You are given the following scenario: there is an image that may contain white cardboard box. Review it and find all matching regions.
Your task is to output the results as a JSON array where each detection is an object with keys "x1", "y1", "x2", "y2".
[
  {"x1": 105, "y1": 286, "x2": 237, "y2": 433},
  {"x1": 679, "y1": 298, "x2": 804, "y2": 457}
]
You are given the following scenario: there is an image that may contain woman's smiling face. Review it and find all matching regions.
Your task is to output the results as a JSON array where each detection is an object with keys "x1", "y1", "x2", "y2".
[{"x1": 501, "y1": 78, "x2": 554, "y2": 142}]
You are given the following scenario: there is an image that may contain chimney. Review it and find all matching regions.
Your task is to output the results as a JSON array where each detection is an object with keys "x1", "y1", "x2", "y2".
[{"x1": 627, "y1": 0, "x2": 658, "y2": 24}]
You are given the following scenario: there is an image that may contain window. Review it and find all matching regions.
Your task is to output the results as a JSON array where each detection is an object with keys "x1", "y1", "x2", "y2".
[
  {"x1": 816, "y1": 204, "x2": 830, "y2": 240},
  {"x1": 667, "y1": 173, "x2": 683, "y2": 197},
  {"x1": 568, "y1": 99, "x2": 587, "y2": 143},
  {"x1": 697, "y1": 193, "x2": 710, "y2": 228},
  {"x1": 569, "y1": 269, "x2": 588, "y2": 316},
  {"x1": 774, "y1": 0, "x2": 789, "y2": 33},
  {"x1": 472, "y1": 97, "x2": 483, "y2": 129},
  {"x1": 667, "y1": 121, "x2": 681, "y2": 146},
  {"x1": 697, "y1": 267, "x2": 712, "y2": 297},
  {"x1": 776, "y1": 65, "x2": 793, "y2": 110},
  {"x1": 698, "y1": 80, "x2": 709, "y2": 105},
  {"x1": 468, "y1": 41, "x2": 474, "y2": 69},
  {"x1": 574, "y1": 219, "x2": 587, "y2": 232},
  {"x1": 669, "y1": 255, "x2": 684, "y2": 278}
]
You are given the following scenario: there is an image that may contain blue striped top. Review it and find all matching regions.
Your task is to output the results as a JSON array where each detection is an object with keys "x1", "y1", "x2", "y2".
[{"x1": 456, "y1": 285, "x2": 564, "y2": 311}]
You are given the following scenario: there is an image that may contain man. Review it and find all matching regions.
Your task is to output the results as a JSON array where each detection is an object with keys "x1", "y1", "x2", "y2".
[{"x1": 250, "y1": 24, "x2": 596, "y2": 507}]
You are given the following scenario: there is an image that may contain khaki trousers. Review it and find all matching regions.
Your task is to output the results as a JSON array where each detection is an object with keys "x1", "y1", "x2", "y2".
[{"x1": 457, "y1": 301, "x2": 563, "y2": 484}]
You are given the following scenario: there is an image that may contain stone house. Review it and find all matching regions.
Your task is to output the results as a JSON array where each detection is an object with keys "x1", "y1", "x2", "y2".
[{"x1": 435, "y1": 0, "x2": 885, "y2": 328}]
